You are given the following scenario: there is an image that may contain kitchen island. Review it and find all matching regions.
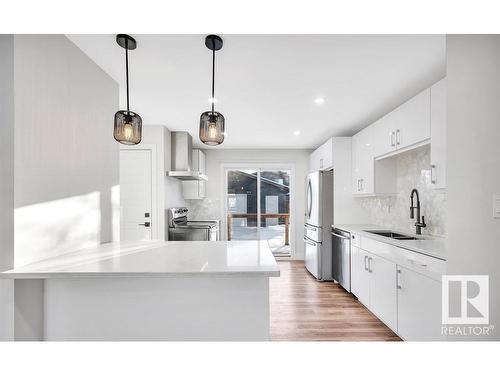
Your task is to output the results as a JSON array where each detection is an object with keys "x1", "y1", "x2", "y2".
[{"x1": 0, "y1": 241, "x2": 279, "y2": 341}]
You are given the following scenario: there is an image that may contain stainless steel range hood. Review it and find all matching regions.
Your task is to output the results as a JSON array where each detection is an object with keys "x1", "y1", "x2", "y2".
[{"x1": 167, "y1": 132, "x2": 208, "y2": 181}]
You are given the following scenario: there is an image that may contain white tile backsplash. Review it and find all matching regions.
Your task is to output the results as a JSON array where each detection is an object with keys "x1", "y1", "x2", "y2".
[
  {"x1": 358, "y1": 145, "x2": 446, "y2": 236},
  {"x1": 186, "y1": 198, "x2": 221, "y2": 220}
]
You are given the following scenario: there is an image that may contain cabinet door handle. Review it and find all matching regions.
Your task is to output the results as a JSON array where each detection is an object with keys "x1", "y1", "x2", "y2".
[
  {"x1": 368, "y1": 257, "x2": 373, "y2": 273},
  {"x1": 364, "y1": 256, "x2": 369, "y2": 271},
  {"x1": 390, "y1": 131, "x2": 395, "y2": 147},
  {"x1": 430, "y1": 164, "x2": 437, "y2": 184},
  {"x1": 360, "y1": 179, "x2": 364, "y2": 191},
  {"x1": 138, "y1": 222, "x2": 151, "y2": 227},
  {"x1": 357, "y1": 179, "x2": 360, "y2": 192},
  {"x1": 320, "y1": 158, "x2": 324, "y2": 169},
  {"x1": 396, "y1": 129, "x2": 401, "y2": 146},
  {"x1": 397, "y1": 269, "x2": 402, "y2": 289}
]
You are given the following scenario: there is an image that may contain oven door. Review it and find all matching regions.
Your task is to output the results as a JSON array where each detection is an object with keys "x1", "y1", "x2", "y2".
[{"x1": 168, "y1": 227, "x2": 209, "y2": 241}]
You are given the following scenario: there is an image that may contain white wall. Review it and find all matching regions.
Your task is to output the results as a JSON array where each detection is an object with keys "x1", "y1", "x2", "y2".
[
  {"x1": 446, "y1": 35, "x2": 500, "y2": 340},
  {"x1": 0, "y1": 35, "x2": 15, "y2": 340},
  {"x1": 13, "y1": 35, "x2": 119, "y2": 266},
  {"x1": 187, "y1": 149, "x2": 311, "y2": 259},
  {"x1": 0, "y1": 35, "x2": 14, "y2": 271}
]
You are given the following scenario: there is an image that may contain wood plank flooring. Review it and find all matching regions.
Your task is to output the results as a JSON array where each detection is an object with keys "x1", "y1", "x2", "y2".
[{"x1": 270, "y1": 260, "x2": 401, "y2": 341}]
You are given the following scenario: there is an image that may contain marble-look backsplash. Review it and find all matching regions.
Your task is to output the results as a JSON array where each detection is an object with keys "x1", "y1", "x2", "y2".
[
  {"x1": 186, "y1": 198, "x2": 221, "y2": 220},
  {"x1": 358, "y1": 145, "x2": 446, "y2": 236}
]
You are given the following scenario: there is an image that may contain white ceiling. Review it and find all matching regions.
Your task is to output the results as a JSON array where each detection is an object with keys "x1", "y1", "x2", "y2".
[{"x1": 68, "y1": 34, "x2": 445, "y2": 149}]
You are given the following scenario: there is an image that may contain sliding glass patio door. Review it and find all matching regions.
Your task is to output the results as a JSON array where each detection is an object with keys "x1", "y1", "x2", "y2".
[{"x1": 225, "y1": 167, "x2": 291, "y2": 257}]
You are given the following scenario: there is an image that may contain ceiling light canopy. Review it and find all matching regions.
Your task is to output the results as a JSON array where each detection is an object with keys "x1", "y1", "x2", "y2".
[
  {"x1": 113, "y1": 34, "x2": 142, "y2": 145},
  {"x1": 293, "y1": 130, "x2": 301, "y2": 136},
  {"x1": 199, "y1": 35, "x2": 225, "y2": 146},
  {"x1": 314, "y1": 97, "x2": 325, "y2": 105}
]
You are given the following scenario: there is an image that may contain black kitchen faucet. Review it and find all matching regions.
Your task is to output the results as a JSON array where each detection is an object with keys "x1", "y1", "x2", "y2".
[{"x1": 410, "y1": 188, "x2": 426, "y2": 235}]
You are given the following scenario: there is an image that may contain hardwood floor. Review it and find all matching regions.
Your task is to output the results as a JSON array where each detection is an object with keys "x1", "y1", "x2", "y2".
[{"x1": 270, "y1": 260, "x2": 401, "y2": 341}]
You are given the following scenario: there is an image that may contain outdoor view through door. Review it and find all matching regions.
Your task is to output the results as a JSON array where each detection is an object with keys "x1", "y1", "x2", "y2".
[{"x1": 226, "y1": 169, "x2": 291, "y2": 257}]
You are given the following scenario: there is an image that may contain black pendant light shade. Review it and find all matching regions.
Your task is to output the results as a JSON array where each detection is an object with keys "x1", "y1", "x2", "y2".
[
  {"x1": 114, "y1": 34, "x2": 142, "y2": 145},
  {"x1": 200, "y1": 111, "x2": 225, "y2": 146},
  {"x1": 114, "y1": 110, "x2": 142, "y2": 145},
  {"x1": 200, "y1": 35, "x2": 225, "y2": 146}
]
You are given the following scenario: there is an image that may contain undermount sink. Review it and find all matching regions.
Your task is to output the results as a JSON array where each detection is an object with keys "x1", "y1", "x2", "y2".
[{"x1": 364, "y1": 230, "x2": 418, "y2": 240}]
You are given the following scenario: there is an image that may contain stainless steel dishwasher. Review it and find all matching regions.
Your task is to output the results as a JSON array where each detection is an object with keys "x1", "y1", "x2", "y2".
[{"x1": 331, "y1": 227, "x2": 351, "y2": 292}]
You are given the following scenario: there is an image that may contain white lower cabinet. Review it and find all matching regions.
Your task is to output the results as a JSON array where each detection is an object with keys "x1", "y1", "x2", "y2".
[
  {"x1": 350, "y1": 246, "x2": 397, "y2": 331},
  {"x1": 351, "y1": 246, "x2": 370, "y2": 306},
  {"x1": 397, "y1": 266, "x2": 442, "y2": 341},
  {"x1": 369, "y1": 254, "x2": 397, "y2": 331},
  {"x1": 351, "y1": 237, "x2": 444, "y2": 340}
]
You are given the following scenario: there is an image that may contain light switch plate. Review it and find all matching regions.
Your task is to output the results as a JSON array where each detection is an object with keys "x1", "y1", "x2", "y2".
[{"x1": 494, "y1": 194, "x2": 500, "y2": 219}]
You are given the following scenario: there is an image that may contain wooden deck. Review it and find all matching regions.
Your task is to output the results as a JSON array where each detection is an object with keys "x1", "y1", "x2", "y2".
[{"x1": 270, "y1": 260, "x2": 401, "y2": 341}]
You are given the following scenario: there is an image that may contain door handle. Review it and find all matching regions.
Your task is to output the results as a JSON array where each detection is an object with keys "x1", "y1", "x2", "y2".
[
  {"x1": 368, "y1": 257, "x2": 373, "y2": 273},
  {"x1": 397, "y1": 269, "x2": 402, "y2": 289},
  {"x1": 390, "y1": 131, "x2": 395, "y2": 147},
  {"x1": 138, "y1": 222, "x2": 150, "y2": 227},
  {"x1": 364, "y1": 256, "x2": 368, "y2": 271},
  {"x1": 430, "y1": 164, "x2": 436, "y2": 184},
  {"x1": 307, "y1": 179, "x2": 312, "y2": 218},
  {"x1": 396, "y1": 129, "x2": 401, "y2": 146},
  {"x1": 304, "y1": 224, "x2": 317, "y2": 231},
  {"x1": 303, "y1": 236, "x2": 317, "y2": 246}
]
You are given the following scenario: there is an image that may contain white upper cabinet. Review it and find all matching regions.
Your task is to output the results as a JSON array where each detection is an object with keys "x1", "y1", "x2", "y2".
[
  {"x1": 352, "y1": 127, "x2": 374, "y2": 194},
  {"x1": 351, "y1": 84, "x2": 436, "y2": 197},
  {"x1": 309, "y1": 138, "x2": 333, "y2": 172},
  {"x1": 372, "y1": 88, "x2": 431, "y2": 158},
  {"x1": 182, "y1": 150, "x2": 206, "y2": 199},
  {"x1": 372, "y1": 116, "x2": 394, "y2": 157},
  {"x1": 392, "y1": 88, "x2": 431, "y2": 149},
  {"x1": 352, "y1": 127, "x2": 396, "y2": 196},
  {"x1": 430, "y1": 78, "x2": 446, "y2": 189}
]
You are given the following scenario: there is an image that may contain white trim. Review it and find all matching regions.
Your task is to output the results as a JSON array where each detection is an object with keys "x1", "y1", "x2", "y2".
[
  {"x1": 220, "y1": 162, "x2": 296, "y2": 259},
  {"x1": 119, "y1": 144, "x2": 159, "y2": 240}
]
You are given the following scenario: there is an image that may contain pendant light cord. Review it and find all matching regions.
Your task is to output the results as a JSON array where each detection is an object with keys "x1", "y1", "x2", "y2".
[
  {"x1": 211, "y1": 46, "x2": 215, "y2": 114},
  {"x1": 125, "y1": 40, "x2": 130, "y2": 114}
]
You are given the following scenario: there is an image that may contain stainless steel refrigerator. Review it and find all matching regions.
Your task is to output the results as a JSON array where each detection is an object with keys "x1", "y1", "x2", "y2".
[{"x1": 303, "y1": 170, "x2": 333, "y2": 280}]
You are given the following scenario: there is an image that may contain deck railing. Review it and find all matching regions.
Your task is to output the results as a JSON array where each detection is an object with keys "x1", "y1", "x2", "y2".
[{"x1": 227, "y1": 213, "x2": 290, "y2": 245}]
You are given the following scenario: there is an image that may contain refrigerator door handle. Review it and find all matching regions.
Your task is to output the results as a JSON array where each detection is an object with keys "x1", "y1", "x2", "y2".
[
  {"x1": 306, "y1": 178, "x2": 312, "y2": 219},
  {"x1": 303, "y1": 236, "x2": 317, "y2": 246},
  {"x1": 304, "y1": 223, "x2": 318, "y2": 231}
]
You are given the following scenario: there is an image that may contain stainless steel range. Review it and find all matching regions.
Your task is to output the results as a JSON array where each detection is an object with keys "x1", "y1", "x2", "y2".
[{"x1": 167, "y1": 207, "x2": 219, "y2": 241}]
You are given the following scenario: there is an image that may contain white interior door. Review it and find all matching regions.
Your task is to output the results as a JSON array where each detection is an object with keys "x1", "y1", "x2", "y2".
[{"x1": 120, "y1": 149, "x2": 153, "y2": 241}]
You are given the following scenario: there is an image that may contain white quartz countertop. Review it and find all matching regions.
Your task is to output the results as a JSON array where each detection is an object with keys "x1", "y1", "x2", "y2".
[
  {"x1": 0, "y1": 241, "x2": 280, "y2": 279},
  {"x1": 333, "y1": 224, "x2": 447, "y2": 260}
]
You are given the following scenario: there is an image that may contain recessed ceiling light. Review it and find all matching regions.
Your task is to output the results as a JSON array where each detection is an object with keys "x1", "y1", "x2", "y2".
[
  {"x1": 314, "y1": 97, "x2": 325, "y2": 105},
  {"x1": 293, "y1": 130, "x2": 301, "y2": 136}
]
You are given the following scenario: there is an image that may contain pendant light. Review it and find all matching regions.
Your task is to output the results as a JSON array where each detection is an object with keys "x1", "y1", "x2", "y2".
[
  {"x1": 114, "y1": 34, "x2": 142, "y2": 145},
  {"x1": 199, "y1": 35, "x2": 225, "y2": 146}
]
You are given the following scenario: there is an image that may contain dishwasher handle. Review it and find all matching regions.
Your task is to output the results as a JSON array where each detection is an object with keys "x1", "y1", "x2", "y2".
[{"x1": 331, "y1": 231, "x2": 350, "y2": 240}]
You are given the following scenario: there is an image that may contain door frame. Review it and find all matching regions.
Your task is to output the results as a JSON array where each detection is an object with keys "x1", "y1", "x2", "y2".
[
  {"x1": 220, "y1": 162, "x2": 296, "y2": 258},
  {"x1": 119, "y1": 144, "x2": 158, "y2": 240}
]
